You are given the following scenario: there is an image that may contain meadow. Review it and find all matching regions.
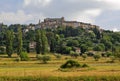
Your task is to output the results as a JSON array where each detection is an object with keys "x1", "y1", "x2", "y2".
[{"x1": 0, "y1": 53, "x2": 120, "y2": 81}]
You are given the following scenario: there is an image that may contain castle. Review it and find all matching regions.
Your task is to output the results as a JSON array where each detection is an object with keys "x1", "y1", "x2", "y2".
[{"x1": 35, "y1": 17, "x2": 100, "y2": 29}]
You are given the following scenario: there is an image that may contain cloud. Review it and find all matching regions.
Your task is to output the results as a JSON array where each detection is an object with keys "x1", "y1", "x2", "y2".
[
  {"x1": 0, "y1": 0, "x2": 120, "y2": 31},
  {"x1": 24, "y1": 0, "x2": 52, "y2": 7},
  {"x1": 112, "y1": 28, "x2": 120, "y2": 32},
  {"x1": 84, "y1": 9, "x2": 102, "y2": 17},
  {"x1": 0, "y1": 10, "x2": 33, "y2": 24},
  {"x1": 67, "y1": 9, "x2": 102, "y2": 23},
  {"x1": 22, "y1": 0, "x2": 103, "y2": 24},
  {"x1": 95, "y1": 10, "x2": 120, "y2": 31},
  {"x1": 97, "y1": 0, "x2": 120, "y2": 10}
]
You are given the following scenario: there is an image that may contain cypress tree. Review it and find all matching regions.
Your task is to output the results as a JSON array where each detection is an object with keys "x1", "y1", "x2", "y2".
[
  {"x1": 35, "y1": 29, "x2": 49, "y2": 55},
  {"x1": 6, "y1": 30, "x2": 14, "y2": 57},
  {"x1": 36, "y1": 30, "x2": 41, "y2": 54},
  {"x1": 35, "y1": 29, "x2": 41, "y2": 54},
  {"x1": 17, "y1": 27, "x2": 23, "y2": 56},
  {"x1": 41, "y1": 30, "x2": 48, "y2": 54}
]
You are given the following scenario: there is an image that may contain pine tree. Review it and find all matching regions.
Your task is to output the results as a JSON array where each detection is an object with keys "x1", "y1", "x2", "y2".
[
  {"x1": 6, "y1": 30, "x2": 14, "y2": 57},
  {"x1": 17, "y1": 27, "x2": 23, "y2": 56}
]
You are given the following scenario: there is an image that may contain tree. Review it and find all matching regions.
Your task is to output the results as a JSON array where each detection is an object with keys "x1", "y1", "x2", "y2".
[
  {"x1": 17, "y1": 27, "x2": 23, "y2": 56},
  {"x1": 100, "y1": 34, "x2": 112, "y2": 51},
  {"x1": 20, "y1": 52, "x2": 29, "y2": 61},
  {"x1": 80, "y1": 44, "x2": 88, "y2": 54},
  {"x1": 61, "y1": 46, "x2": 72, "y2": 54},
  {"x1": 113, "y1": 46, "x2": 120, "y2": 61},
  {"x1": 67, "y1": 40, "x2": 79, "y2": 47},
  {"x1": 35, "y1": 29, "x2": 48, "y2": 55},
  {"x1": 93, "y1": 54, "x2": 101, "y2": 61},
  {"x1": 93, "y1": 45, "x2": 101, "y2": 51},
  {"x1": 70, "y1": 51, "x2": 79, "y2": 58},
  {"x1": 82, "y1": 54, "x2": 87, "y2": 60},
  {"x1": 35, "y1": 30, "x2": 41, "y2": 54},
  {"x1": 46, "y1": 32, "x2": 56, "y2": 53},
  {"x1": 37, "y1": 55, "x2": 51, "y2": 64},
  {"x1": 93, "y1": 44, "x2": 105, "y2": 51},
  {"x1": 6, "y1": 30, "x2": 14, "y2": 57},
  {"x1": 41, "y1": 30, "x2": 49, "y2": 54},
  {"x1": 93, "y1": 27, "x2": 101, "y2": 39},
  {"x1": 105, "y1": 41, "x2": 112, "y2": 51}
]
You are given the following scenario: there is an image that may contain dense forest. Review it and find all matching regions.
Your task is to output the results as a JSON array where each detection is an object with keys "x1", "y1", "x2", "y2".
[{"x1": 0, "y1": 23, "x2": 120, "y2": 60}]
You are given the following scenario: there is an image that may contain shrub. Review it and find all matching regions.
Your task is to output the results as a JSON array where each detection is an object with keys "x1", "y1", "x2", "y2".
[
  {"x1": 93, "y1": 54, "x2": 101, "y2": 61},
  {"x1": 20, "y1": 52, "x2": 29, "y2": 61},
  {"x1": 70, "y1": 51, "x2": 75, "y2": 56},
  {"x1": 60, "y1": 60, "x2": 80, "y2": 68},
  {"x1": 38, "y1": 55, "x2": 51, "y2": 63},
  {"x1": 74, "y1": 52, "x2": 79, "y2": 58},
  {"x1": 93, "y1": 45, "x2": 104, "y2": 51},
  {"x1": 102, "y1": 52, "x2": 113, "y2": 57},
  {"x1": 82, "y1": 63, "x2": 89, "y2": 67},
  {"x1": 87, "y1": 52, "x2": 94, "y2": 56},
  {"x1": 0, "y1": 46, "x2": 6, "y2": 54},
  {"x1": 65, "y1": 57, "x2": 69, "y2": 60},
  {"x1": 82, "y1": 54, "x2": 87, "y2": 60},
  {"x1": 70, "y1": 51, "x2": 79, "y2": 58},
  {"x1": 110, "y1": 56, "x2": 115, "y2": 63},
  {"x1": 14, "y1": 57, "x2": 20, "y2": 62},
  {"x1": 36, "y1": 54, "x2": 41, "y2": 59},
  {"x1": 54, "y1": 54, "x2": 62, "y2": 59}
]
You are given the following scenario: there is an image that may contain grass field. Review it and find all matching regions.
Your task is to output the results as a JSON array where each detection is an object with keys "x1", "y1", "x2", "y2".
[{"x1": 0, "y1": 53, "x2": 120, "y2": 81}]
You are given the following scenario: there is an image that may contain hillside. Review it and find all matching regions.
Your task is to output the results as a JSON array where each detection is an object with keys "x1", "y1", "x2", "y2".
[{"x1": 0, "y1": 23, "x2": 120, "y2": 59}]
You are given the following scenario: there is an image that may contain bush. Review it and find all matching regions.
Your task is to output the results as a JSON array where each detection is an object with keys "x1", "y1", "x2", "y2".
[
  {"x1": 70, "y1": 51, "x2": 79, "y2": 58},
  {"x1": 110, "y1": 56, "x2": 115, "y2": 63},
  {"x1": 38, "y1": 55, "x2": 51, "y2": 63},
  {"x1": 20, "y1": 52, "x2": 29, "y2": 61},
  {"x1": 93, "y1": 44, "x2": 104, "y2": 51},
  {"x1": 54, "y1": 54, "x2": 62, "y2": 59},
  {"x1": 93, "y1": 54, "x2": 101, "y2": 61},
  {"x1": 0, "y1": 46, "x2": 6, "y2": 54},
  {"x1": 102, "y1": 52, "x2": 113, "y2": 57},
  {"x1": 14, "y1": 57, "x2": 20, "y2": 62},
  {"x1": 82, "y1": 63, "x2": 89, "y2": 67},
  {"x1": 60, "y1": 60, "x2": 80, "y2": 68},
  {"x1": 82, "y1": 54, "x2": 87, "y2": 60},
  {"x1": 36, "y1": 54, "x2": 39, "y2": 58},
  {"x1": 87, "y1": 52, "x2": 94, "y2": 56}
]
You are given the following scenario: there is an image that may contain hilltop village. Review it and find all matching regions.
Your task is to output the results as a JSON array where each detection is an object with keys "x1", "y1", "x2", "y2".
[
  {"x1": 0, "y1": 17, "x2": 103, "y2": 53},
  {"x1": 23, "y1": 17, "x2": 101, "y2": 33}
]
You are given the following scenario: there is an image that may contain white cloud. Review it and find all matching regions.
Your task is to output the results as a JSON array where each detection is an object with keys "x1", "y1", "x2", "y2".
[
  {"x1": 24, "y1": 0, "x2": 52, "y2": 7},
  {"x1": 97, "y1": 0, "x2": 120, "y2": 10},
  {"x1": 69, "y1": 9, "x2": 102, "y2": 23},
  {"x1": 23, "y1": 0, "x2": 103, "y2": 24},
  {"x1": 112, "y1": 28, "x2": 120, "y2": 32},
  {"x1": 0, "y1": 0, "x2": 120, "y2": 31},
  {"x1": 0, "y1": 10, "x2": 33, "y2": 24},
  {"x1": 84, "y1": 9, "x2": 102, "y2": 17}
]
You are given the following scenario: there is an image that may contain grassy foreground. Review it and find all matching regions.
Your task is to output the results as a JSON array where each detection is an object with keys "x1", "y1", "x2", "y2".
[
  {"x1": 0, "y1": 76, "x2": 120, "y2": 81},
  {"x1": 0, "y1": 53, "x2": 120, "y2": 81}
]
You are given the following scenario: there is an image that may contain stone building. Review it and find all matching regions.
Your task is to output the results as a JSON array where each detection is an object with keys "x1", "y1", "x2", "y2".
[
  {"x1": 40, "y1": 17, "x2": 64, "y2": 28},
  {"x1": 35, "y1": 17, "x2": 100, "y2": 30},
  {"x1": 29, "y1": 41, "x2": 36, "y2": 52}
]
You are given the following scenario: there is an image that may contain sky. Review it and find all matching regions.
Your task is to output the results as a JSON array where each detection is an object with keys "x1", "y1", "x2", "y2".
[{"x1": 0, "y1": 0, "x2": 120, "y2": 31}]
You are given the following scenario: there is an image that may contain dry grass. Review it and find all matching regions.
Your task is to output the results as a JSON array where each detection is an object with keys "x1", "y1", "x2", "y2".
[{"x1": 0, "y1": 53, "x2": 120, "y2": 77}]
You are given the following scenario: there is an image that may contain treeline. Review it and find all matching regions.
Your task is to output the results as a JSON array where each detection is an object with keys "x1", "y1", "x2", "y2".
[{"x1": 0, "y1": 24, "x2": 120, "y2": 59}]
